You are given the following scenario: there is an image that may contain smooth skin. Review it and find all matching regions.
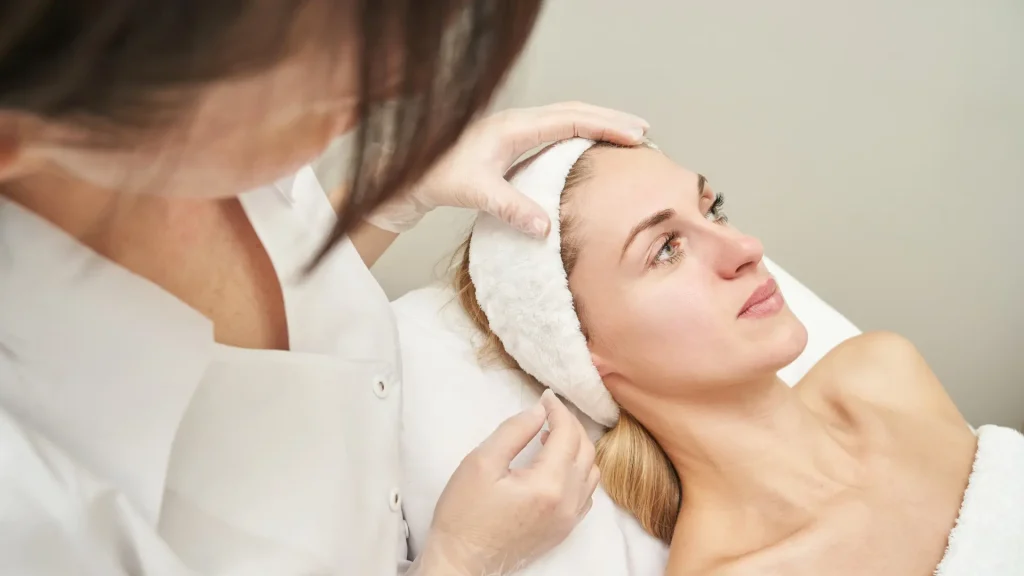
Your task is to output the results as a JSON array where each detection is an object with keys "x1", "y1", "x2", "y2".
[
  {"x1": 0, "y1": 29, "x2": 646, "y2": 571},
  {"x1": 558, "y1": 146, "x2": 977, "y2": 576},
  {"x1": 664, "y1": 333, "x2": 977, "y2": 576}
]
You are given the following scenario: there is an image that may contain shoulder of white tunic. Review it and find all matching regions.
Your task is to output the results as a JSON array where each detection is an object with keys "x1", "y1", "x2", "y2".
[{"x1": 0, "y1": 194, "x2": 214, "y2": 526}]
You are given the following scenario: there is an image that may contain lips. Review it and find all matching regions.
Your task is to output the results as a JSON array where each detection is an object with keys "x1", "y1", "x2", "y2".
[{"x1": 738, "y1": 278, "x2": 784, "y2": 318}]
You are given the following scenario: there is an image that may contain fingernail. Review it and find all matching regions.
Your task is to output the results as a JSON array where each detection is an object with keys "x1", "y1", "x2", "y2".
[
  {"x1": 540, "y1": 389, "x2": 559, "y2": 405},
  {"x1": 527, "y1": 217, "x2": 549, "y2": 238},
  {"x1": 628, "y1": 127, "x2": 645, "y2": 142}
]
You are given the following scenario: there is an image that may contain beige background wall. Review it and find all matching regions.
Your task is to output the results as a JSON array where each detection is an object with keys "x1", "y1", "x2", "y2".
[{"x1": 362, "y1": 0, "x2": 1024, "y2": 427}]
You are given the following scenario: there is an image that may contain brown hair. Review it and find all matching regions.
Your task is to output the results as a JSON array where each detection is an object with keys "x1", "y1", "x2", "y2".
[
  {"x1": 452, "y1": 142, "x2": 682, "y2": 543},
  {"x1": 0, "y1": 0, "x2": 542, "y2": 266}
]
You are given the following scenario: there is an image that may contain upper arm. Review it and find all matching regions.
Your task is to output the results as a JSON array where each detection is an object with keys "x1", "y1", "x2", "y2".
[
  {"x1": 812, "y1": 331, "x2": 966, "y2": 425},
  {"x1": 330, "y1": 183, "x2": 402, "y2": 267}
]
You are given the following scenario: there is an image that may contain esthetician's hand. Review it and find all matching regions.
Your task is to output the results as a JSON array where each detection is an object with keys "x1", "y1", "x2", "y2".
[
  {"x1": 364, "y1": 102, "x2": 648, "y2": 236},
  {"x1": 415, "y1": 390, "x2": 600, "y2": 576}
]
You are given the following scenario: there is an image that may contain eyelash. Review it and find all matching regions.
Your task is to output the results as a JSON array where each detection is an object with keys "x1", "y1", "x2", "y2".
[
  {"x1": 650, "y1": 193, "x2": 728, "y2": 268},
  {"x1": 708, "y1": 193, "x2": 728, "y2": 224}
]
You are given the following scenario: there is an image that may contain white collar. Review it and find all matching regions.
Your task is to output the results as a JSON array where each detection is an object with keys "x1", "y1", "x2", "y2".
[{"x1": 0, "y1": 195, "x2": 214, "y2": 526}]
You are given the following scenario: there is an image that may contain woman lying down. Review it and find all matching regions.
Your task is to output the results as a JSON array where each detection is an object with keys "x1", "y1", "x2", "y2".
[{"x1": 454, "y1": 138, "x2": 1024, "y2": 575}]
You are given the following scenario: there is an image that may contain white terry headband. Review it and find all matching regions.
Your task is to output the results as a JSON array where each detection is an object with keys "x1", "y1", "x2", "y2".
[{"x1": 468, "y1": 138, "x2": 619, "y2": 427}]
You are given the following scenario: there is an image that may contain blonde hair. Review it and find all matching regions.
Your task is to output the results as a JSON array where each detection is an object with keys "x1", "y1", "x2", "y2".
[{"x1": 452, "y1": 142, "x2": 681, "y2": 543}]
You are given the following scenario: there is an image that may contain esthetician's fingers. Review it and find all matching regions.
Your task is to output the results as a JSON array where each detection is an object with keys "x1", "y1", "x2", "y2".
[
  {"x1": 534, "y1": 394, "x2": 594, "y2": 495},
  {"x1": 475, "y1": 400, "x2": 548, "y2": 469},
  {"x1": 474, "y1": 177, "x2": 552, "y2": 238},
  {"x1": 543, "y1": 100, "x2": 647, "y2": 121},
  {"x1": 482, "y1": 103, "x2": 647, "y2": 237},
  {"x1": 575, "y1": 425, "x2": 597, "y2": 478},
  {"x1": 533, "y1": 390, "x2": 584, "y2": 473},
  {"x1": 542, "y1": 101, "x2": 650, "y2": 136},
  {"x1": 575, "y1": 463, "x2": 601, "y2": 515},
  {"x1": 417, "y1": 102, "x2": 647, "y2": 238},
  {"x1": 499, "y1": 103, "x2": 649, "y2": 160}
]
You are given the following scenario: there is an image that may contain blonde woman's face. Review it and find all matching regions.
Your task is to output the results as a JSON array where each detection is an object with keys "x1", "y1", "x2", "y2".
[{"x1": 565, "y1": 147, "x2": 808, "y2": 408}]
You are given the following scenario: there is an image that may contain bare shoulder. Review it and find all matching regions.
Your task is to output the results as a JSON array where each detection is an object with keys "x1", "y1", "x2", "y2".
[
  {"x1": 799, "y1": 331, "x2": 966, "y2": 426},
  {"x1": 819, "y1": 331, "x2": 928, "y2": 380},
  {"x1": 689, "y1": 551, "x2": 801, "y2": 576}
]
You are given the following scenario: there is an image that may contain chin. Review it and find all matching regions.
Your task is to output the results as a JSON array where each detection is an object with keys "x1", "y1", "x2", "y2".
[{"x1": 760, "y1": 310, "x2": 809, "y2": 370}]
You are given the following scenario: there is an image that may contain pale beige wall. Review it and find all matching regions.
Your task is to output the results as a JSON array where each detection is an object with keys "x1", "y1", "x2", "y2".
[{"x1": 365, "y1": 0, "x2": 1024, "y2": 427}]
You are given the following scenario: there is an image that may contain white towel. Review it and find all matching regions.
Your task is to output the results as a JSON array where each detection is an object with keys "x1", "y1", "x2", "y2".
[
  {"x1": 469, "y1": 138, "x2": 620, "y2": 426},
  {"x1": 934, "y1": 424, "x2": 1024, "y2": 576}
]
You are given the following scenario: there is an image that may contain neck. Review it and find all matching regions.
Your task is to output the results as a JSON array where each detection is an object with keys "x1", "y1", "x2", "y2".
[
  {"x1": 2, "y1": 166, "x2": 220, "y2": 260},
  {"x1": 639, "y1": 376, "x2": 862, "y2": 547}
]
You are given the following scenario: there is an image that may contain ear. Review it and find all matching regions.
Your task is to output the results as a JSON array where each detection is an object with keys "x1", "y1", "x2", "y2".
[
  {"x1": 0, "y1": 112, "x2": 42, "y2": 181},
  {"x1": 0, "y1": 132, "x2": 21, "y2": 180},
  {"x1": 591, "y1": 350, "x2": 615, "y2": 380}
]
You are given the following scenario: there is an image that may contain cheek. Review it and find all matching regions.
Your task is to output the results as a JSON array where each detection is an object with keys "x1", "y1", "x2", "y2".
[
  {"x1": 632, "y1": 282, "x2": 729, "y2": 371},
  {"x1": 146, "y1": 51, "x2": 360, "y2": 197},
  {"x1": 174, "y1": 85, "x2": 355, "y2": 194},
  {"x1": 594, "y1": 275, "x2": 734, "y2": 383}
]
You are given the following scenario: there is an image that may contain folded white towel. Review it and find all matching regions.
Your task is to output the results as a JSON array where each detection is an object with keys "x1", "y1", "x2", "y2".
[
  {"x1": 934, "y1": 424, "x2": 1024, "y2": 576},
  {"x1": 468, "y1": 138, "x2": 620, "y2": 426}
]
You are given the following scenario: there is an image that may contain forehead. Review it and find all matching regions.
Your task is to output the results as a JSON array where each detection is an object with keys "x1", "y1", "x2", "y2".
[{"x1": 566, "y1": 146, "x2": 702, "y2": 240}]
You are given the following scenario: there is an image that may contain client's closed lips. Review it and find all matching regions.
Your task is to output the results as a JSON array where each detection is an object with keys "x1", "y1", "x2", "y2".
[{"x1": 738, "y1": 278, "x2": 784, "y2": 318}]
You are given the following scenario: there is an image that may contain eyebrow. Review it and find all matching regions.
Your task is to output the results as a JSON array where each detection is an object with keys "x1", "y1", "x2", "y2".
[
  {"x1": 620, "y1": 208, "x2": 675, "y2": 260},
  {"x1": 619, "y1": 174, "x2": 708, "y2": 260}
]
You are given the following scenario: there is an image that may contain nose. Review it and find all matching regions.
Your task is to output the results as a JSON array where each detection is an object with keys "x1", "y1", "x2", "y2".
[{"x1": 699, "y1": 223, "x2": 763, "y2": 279}]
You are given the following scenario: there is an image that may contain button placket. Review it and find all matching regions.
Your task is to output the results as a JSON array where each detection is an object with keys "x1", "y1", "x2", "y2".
[{"x1": 389, "y1": 488, "x2": 402, "y2": 512}]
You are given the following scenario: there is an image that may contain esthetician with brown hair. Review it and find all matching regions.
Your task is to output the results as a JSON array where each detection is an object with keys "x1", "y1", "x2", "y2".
[{"x1": 0, "y1": 2, "x2": 648, "y2": 574}]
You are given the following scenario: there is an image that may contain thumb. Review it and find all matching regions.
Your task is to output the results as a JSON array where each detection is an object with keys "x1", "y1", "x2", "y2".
[
  {"x1": 478, "y1": 178, "x2": 552, "y2": 239},
  {"x1": 475, "y1": 401, "x2": 547, "y2": 468}
]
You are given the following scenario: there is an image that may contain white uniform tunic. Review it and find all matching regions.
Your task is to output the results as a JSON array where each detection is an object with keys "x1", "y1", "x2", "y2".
[{"x1": 0, "y1": 167, "x2": 409, "y2": 575}]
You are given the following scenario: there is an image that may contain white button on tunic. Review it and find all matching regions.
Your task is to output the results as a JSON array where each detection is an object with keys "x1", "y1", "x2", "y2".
[
  {"x1": 375, "y1": 376, "x2": 391, "y2": 399},
  {"x1": 0, "y1": 167, "x2": 409, "y2": 575}
]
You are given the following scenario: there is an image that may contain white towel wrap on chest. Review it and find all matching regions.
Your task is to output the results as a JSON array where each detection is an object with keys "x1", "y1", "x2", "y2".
[{"x1": 934, "y1": 425, "x2": 1024, "y2": 576}]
